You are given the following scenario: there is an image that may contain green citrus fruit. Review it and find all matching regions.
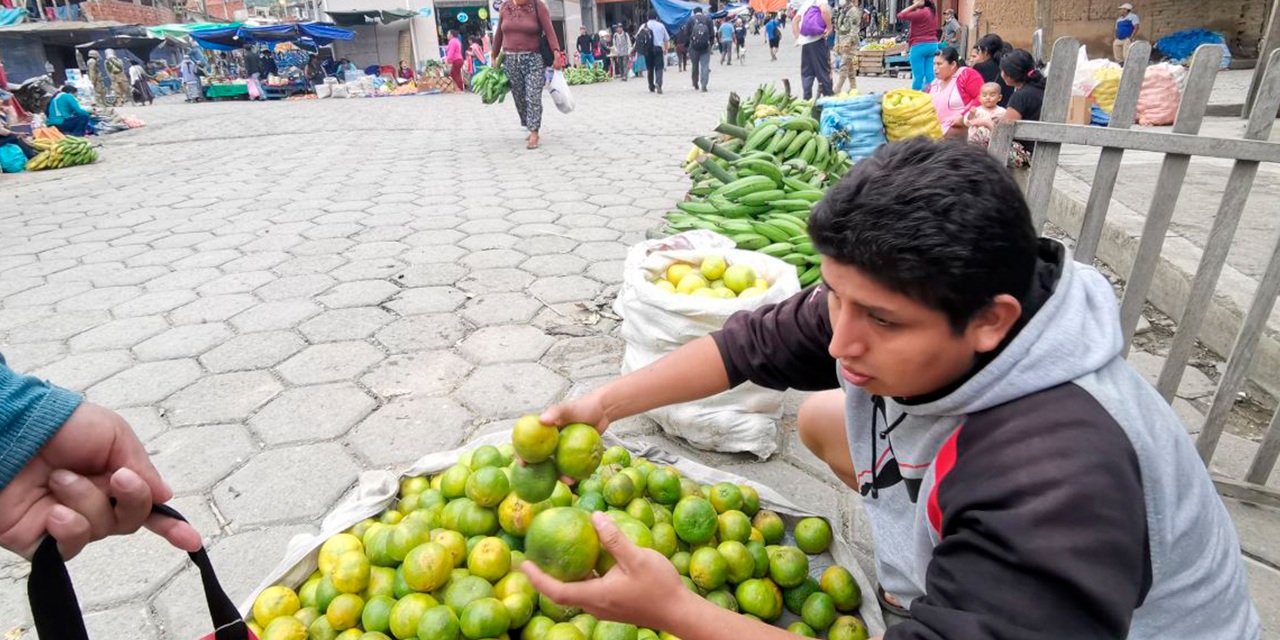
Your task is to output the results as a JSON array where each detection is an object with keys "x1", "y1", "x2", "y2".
[
  {"x1": 539, "y1": 593, "x2": 583, "y2": 622},
  {"x1": 751, "y1": 511, "x2": 785, "y2": 544},
  {"x1": 470, "y1": 445, "x2": 504, "y2": 470},
  {"x1": 601, "y1": 445, "x2": 631, "y2": 468},
  {"x1": 334, "y1": 630, "x2": 362, "y2": 640},
  {"x1": 828, "y1": 615, "x2": 869, "y2": 640},
  {"x1": 379, "y1": 510, "x2": 403, "y2": 525},
  {"x1": 550, "y1": 481, "x2": 574, "y2": 508},
  {"x1": 651, "y1": 503, "x2": 672, "y2": 525},
  {"x1": 705, "y1": 589, "x2": 738, "y2": 611},
  {"x1": 689, "y1": 547, "x2": 728, "y2": 591},
  {"x1": 460, "y1": 597, "x2": 511, "y2": 639},
  {"x1": 737, "y1": 485, "x2": 760, "y2": 517},
  {"x1": 672, "y1": 497, "x2": 717, "y2": 544},
  {"x1": 820, "y1": 565, "x2": 862, "y2": 611},
  {"x1": 402, "y1": 475, "x2": 431, "y2": 495},
  {"x1": 388, "y1": 592, "x2": 437, "y2": 639},
  {"x1": 701, "y1": 486, "x2": 713, "y2": 501},
  {"x1": 767, "y1": 546, "x2": 809, "y2": 588},
  {"x1": 443, "y1": 575, "x2": 494, "y2": 614},
  {"x1": 403, "y1": 542, "x2": 453, "y2": 592},
  {"x1": 440, "y1": 464, "x2": 472, "y2": 499},
  {"x1": 299, "y1": 578, "x2": 320, "y2": 609},
  {"x1": 326, "y1": 593, "x2": 364, "y2": 631},
  {"x1": 625, "y1": 498, "x2": 655, "y2": 528},
  {"x1": 491, "y1": 569, "x2": 533, "y2": 599},
  {"x1": 294, "y1": 606, "x2": 321, "y2": 628},
  {"x1": 399, "y1": 493, "x2": 422, "y2": 513},
  {"x1": 745, "y1": 541, "x2": 770, "y2": 579},
  {"x1": 716, "y1": 541, "x2": 754, "y2": 584},
  {"x1": 498, "y1": 442, "x2": 515, "y2": 466},
  {"x1": 575, "y1": 491, "x2": 607, "y2": 512},
  {"x1": 253, "y1": 585, "x2": 301, "y2": 627},
  {"x1": 458, "y1": 450, "x2": 475, "y2": 469},
  {"x1": 365, "y1": 526, "x2": 397, "y2": 567},
  {"x1": 651, "y1": 522, "x2": 678, "y2": 557},
  {"x1": 708, "y1": 483, "x2": 744, "y2": 513},
  {"x1": 644, "y1": 469, "x2": 681, "y2": 505},
  {"x1": 416, "y1": 605, "x2": 460, "y2": 640},
  {"x1": 467, "y1": 537, "x2": 512, "y2": 582},
  {"x1": 418, "y1": 488, "x2": 447, "y2": 512},
  {"x1": 678, "y1": 478, "x2": 701, "y2": 500},
  {"x1": 319, "y1": 534, "x2": 364, "y2": 577},
  {"x1": 602, "y1": 473, "x2": 636, "y2": 508},
  {"x1": 715, "y1": 510, "x2": 751, "y2": 543},
  {"x1": 570, "y1": 613, "x2": 597, "y2": 638},
  {"x1": 261, "y1": 615, "x2": 307, "y2": 640},
  {"x1": 671, "y1": 550, "x2": 692, "y2": 575},
  {"x1": 455, "y1": 501, "x2": 500, "y2": 537},
  {"x1": 681, "y1": 575, "x2": 701, "y2": 594},
  {"x1": 596, "y1": 515, "x2": 654, "y2": 574},
  {"x1": 389, "y1": 519, "x2": 431, "y2": 563},
  {"x1": 735, "y1": 578, "x2": 784, "y2": 621},
  {"x1": 392, "y1": 565, "x2": 413, "y2": 599},
  {"x1": 525, "y1": 507, "x2": 601, "y2": 582},
  {"x1": 499, "y1": 492, "x2": 547, "y2": 537},
  {"x1": 360, "y1": 594, "x2": 395, "y2": 633},
  {"x1": 545, "y1": 621, "x2": 588, "y2": 640},
  {"x1": 332, "y1": 550, "x2": 371, "y2": 594},
  {"x1": 637, "y1": 629, "x2": 659, "y2": 640},
  {"x1": 465, "y1": 466, "x2": 511, "y2": 508},
  {"x1": 786, "y1": 621, "x2": 817, "y2": 637},
  {"x1": 794, "y1": 517, "x2": 833, "y2": 555},
  {"x1": 513, "y1": 415, "x2": 560, "y2": 463},
  {"x1": 620, "y1": 468, "x2": 646, "y2": 495},
  {"x1": 308, "y1": 615, "x2": 338, "y2": 640},
  {"x1": 578, "y1": 477, "x2": 604, "y2": 495},
  {"x1": 784, "y1": 577, "x2": 820, "y2": 615},
  {"x1": 431, "y1": 528, "x2": 468, "y2": 567},
  {"x1": 555, "y1": 424, "x2": 604, "y2": 480},
  {"x1": 592, "y1": 620, "x2": 639, "y2": 640},
  {"x1": 503, "y1": 592, "x2": 536, "y2": 628},
  {"x1": 511, "y1": 459, "x2": 559, "y2": 503},
  {"x1": 348, "y1": 519, "x2": 376, "y2": 541},
  {"x1": 524, "y1": 616, "x2": 556, "y2": 640},
  {"x1": 749, "y1": 527, "x2": 765, "y2": 544},
  {"x1": 802, "y1": 592, "x2": 838, "y2": 631},
  {"x1": 315, "y1": 576, "x2": 341, "y2": 613}
]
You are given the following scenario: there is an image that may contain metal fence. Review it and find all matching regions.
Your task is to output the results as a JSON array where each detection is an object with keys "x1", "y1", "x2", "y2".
[{"x1": 989, "y1": 37, "x2": 1280, "y2": 509}]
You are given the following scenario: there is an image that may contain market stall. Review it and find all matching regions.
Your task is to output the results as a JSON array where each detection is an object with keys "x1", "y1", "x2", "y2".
[{"x1": 186, "y1": 22, "x2": 356, "y2": 100}]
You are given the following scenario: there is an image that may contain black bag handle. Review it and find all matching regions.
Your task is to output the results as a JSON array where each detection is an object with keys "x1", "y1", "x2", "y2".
[{"x1": 28, "y1": 503, "x2": 250, "y2": 640}]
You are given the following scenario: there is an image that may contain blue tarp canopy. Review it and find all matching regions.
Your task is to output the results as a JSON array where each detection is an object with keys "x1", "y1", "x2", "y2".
[
  {"x1": 650, "y1": 0, "x2": 709, "y2": 32},
  {"x1": 709, "y1": 3, "x2": 749, "y2": 19},
  {"x1": 189, "y1": 22, "x2": 354, "y2": 50}
]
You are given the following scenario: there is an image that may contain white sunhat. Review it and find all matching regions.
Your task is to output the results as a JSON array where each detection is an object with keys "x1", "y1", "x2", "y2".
[{"x1": 1118, "y1": 3, "x2": 1133, "y2": 9}]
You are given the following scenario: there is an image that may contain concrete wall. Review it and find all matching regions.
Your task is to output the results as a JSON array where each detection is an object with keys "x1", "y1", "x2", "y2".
[
  {"x1": 0, "y1": 34, "x2": 49, "y2": 83},
  {"x1": 323, "y1": 0, "x2": 444, "y2": 63},
  {"x1": 81, "y1": 0, "x2": 177, "y2": 25},
  {"x1": 968, "y1": 0, "x2": 1274, "y2": 59}
]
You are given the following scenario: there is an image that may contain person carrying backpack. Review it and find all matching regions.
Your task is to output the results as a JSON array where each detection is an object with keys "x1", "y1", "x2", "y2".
[
  {"x1": 636, "y1": 12, "x2": 669, "y2": 94},
  {"x1": 686, "y1": 7, "x2": 714, "y2": 91},
  {"x1": 793, "y1": 0, "x2": 834, "y2": 100}
]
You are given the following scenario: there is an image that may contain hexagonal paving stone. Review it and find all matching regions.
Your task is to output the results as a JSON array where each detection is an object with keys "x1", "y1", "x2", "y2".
[
  {"x1": 527, "y1": 276, "x2": 603, "y2": 304},
  {"x1": 162, "y1": 371, "x2": 283, "y2": 426},
  {"x1": 461, "y1": 249, "x2": 527, "y2": 270},
  {"x1": 200, "y1": 331, "x2": 307, "y2": 372},
  {"x1": 459, "y1": 292, "x2": 544, "y2": 327},
  {"x1": 542, "y1": 335, "x2": 624, "y2": 379},
  {"x1": 249, "y1": 382, "x2": 376, "y2": 445},
  {"x1": 399, "y1": 245, "x2": 469, "y2": 266},
  {"x1": 515, "y1": 235, "x2": 579, "y2": 256},
  {"x1": 62, "y1": 518, "x2": 192, "y2": 608},
  {"x1": 148, "y1": 423, "x2": 255, "y2": 494},
  {"x1": 169, "y1": 294, "x2": 258, "y2": 325},
  {"x1": 314, "y1": 280, "x2": 401, "y2": 308},
  {"x1": 133, "y1": 322, "x2": 233, "y2": 361},
  {"x1": 213, "y1": 442, "x2": 359, "y2": 526},
  {"x1": 196, "y1": 271, "x2": 275, "y2": 297},
  {"x1": 67, "y1": 316, "x2": 170, "y2": 352},
  {"x1": 55, "y1": 286, "x2": 143, "y2": 312},
  {"x1": 115, "y1": 406, "x2": 169, "y2": 444},
  {"x1": 347, "y1": 396, "x2": 471, "y2": 466},
  {"x1": 384, "y1": 287, "x2": 469, "y2": 315},
  {"x1": 256, "y1": 274, "x2": 337, "y2": 300},
  {"x1": 458, "y1": 325, "x2": 555, "y2": 365},
  {"x1": 299, "y1": 307, "x2": 395, "y2": 342},
  {"x1": 520, "y1": 254, "x2": 589, "y2": 277},
  {"x1": 6, "y1": 310, "x2": 111, "y2": 344},
  {"x1": 228, "y1": 300, "x2": 320, "y2": 334},
  {"x1": 110, "y1": 290, "x2": 198, "y2": 318},
  {"x1": 87, "y1": 359, "x2": 203, "y2": 408},
  {"x1": 573, "y1": 241, "x2": 628, "y2": 261},
  {"x1": 457, "y1": 268, "x2": 534, "y2": 295},
  {"x1": 458, "y1": 233, "x2": 519, "y2": 251},
  {"x1": 144, "y1": 268, "x2": 222, "y2": 292},
  {"x1": 585, "y1": 260, "x2": 625, "y2": 284},
  {"x1": 276, "y1": 341, "x2": 385, "y2": 384},
  {"x1": 394, "y1": 263, "x2": 466, "y2": 287},
  {"x1": 455, "y1": 362, "x2": 567, "y2": 417},
  {"x1": 374, "y1": 315, "x2": 469, "y2": 353},
  {"x1": 32, "y1": 350, "x2": 133, "y2": 392},
  {"x1": 330, "y1": 258, "x2": 406, "y2": 282},
  {"x1": 272, "y1": 255, "x2": 347, "y2": 276},
  {"x1": 361, "y1": 351, "x2": 473, "y2": 398}
]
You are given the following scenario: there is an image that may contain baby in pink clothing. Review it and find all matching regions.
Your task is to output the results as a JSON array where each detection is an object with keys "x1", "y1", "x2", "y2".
[{"x1": 966, "y1": 82, "x2": 1007, "y2": 145}]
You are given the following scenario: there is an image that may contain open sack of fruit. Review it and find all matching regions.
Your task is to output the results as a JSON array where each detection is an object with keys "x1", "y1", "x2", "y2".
[
  {"x1": 241, "y1": 427, "x2": 886, "y2": 639},
  {"x1": 615, "y1": 230, "x2": 802, "y2": 458}
]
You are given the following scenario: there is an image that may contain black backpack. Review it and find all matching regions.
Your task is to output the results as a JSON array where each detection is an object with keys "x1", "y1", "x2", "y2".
[
  {"x1": 690, "y1": 16, "x2": 712, "y2": 50},
  {"x1": 635, "y1": 24, "x2": 654, "y2": 54}
]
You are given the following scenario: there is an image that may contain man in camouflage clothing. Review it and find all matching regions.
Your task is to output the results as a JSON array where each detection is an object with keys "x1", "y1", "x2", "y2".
[{"x1": 833, "y1": 0, "x2": 860, "y2": 94}]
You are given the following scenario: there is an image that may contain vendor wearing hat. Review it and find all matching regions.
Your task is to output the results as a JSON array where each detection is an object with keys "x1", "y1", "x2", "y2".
[{"x1": 1114, "y1": 3, "x2": 1140, "y2": 63}]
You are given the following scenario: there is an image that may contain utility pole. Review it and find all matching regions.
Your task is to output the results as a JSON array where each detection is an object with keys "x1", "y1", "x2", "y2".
[
  {"x1": 1244, "y1": 0, "x2": 1280, "y2": 119},
  {"x1": 1034, "y1": 0, "x2": 1053, "y2": 60}
]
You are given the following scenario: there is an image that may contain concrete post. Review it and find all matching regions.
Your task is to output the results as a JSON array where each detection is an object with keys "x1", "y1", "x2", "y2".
[
  {"x1": 1034, "y1": 0, "x2": 1053, "y2": 60},
  {"x1": 1244, "y1": 0, "x2": 1280, "y2": 119},
  {"x1": 563, "y1": 0, "x2": 583, "y2": 55},
  {"x1": 412, "y1": 14, "x2": 442, "y2": 62}
]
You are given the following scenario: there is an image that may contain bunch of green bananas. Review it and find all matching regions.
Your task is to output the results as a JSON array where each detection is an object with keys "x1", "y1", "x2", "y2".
[
  {"x1": 26, "y1": 136, "x2": 98, "y2": 171},
  {"x1": 734, "y1": 83, "x2": 814, "y2": 128},
  {"x1": 473, "y1": 56, "x2": 510, "y2": 105},
  {"x1": 565, "y1": 62, "x2": 611, "y2": 85}
]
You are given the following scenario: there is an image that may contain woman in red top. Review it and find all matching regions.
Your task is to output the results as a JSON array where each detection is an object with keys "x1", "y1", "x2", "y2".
[
  {"x1": 897, "y1": 0, "x2": 938, "y2": 91},
  {"x1": 493, "y1": 0, "x2": 564, "y2": 149},
  {"x1": 446, "y1": 30, "x2": 465, "y2": 92},
  {"x1": 928, "y1": 46, "x2": 983, "y2": 136}
]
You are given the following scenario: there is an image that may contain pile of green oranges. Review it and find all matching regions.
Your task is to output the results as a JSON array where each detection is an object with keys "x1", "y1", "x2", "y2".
[{"x1": 248, "y1": 416, "x2": 868, "y2": 640}]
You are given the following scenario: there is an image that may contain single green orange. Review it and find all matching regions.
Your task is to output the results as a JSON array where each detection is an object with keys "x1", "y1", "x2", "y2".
[
  {"x1": 708, "y1": 483, "x2": 744, "y2": 513},
  {"x1": 672, "y1": 497, "x2": 717, "y2": 544},
  {"x1": 601, "y1": 445, "x2": 631, "y2": 468},
  {"x1": 715, "y1": 510, "x2": 751, "y2": 543},
  {"x1": 403, "y1": 542, "x2": 452, "y2": 592},
  {"x1": 737, "y1": 485, "x2": 760, "y2": 517},
  {"x1": 325, "y1": 593, "x2": 364, "y2": 631},
  {"x1": 592, "y1": 620, "x2": 639, "y2": 640},
  {"x1": 671, "y1": 550, "x2": 692, "y2": 575},
  {"x1": 443, "y1": 575, "x2": 494, "y2": 614},
  {"x1": 524, "y1": 615, "x2": 557, "y2": 640},
  {"x1": 470, "y1": 445, "x2": 504, "y2": 470},
  {"x1": 651, "y1": 522, "x2": 678, "y2": 558},
  {"x1": 735, "y1": 578, "x2": 783, "y2": 621},
  {"x1": 688, "y1": 547, "x2": 728, "y2": 591},
  {"x1": 431, "y1": 528, "x2": 468, "y2": 567},
  {"x1": 455, "y1": 501, "x2": 500, "y2": 537},
  {"x1": 539, "y1": 593, "x2": 582, "y2": 622},
  {"x1": 307, "y1": 615, "x2": 338, "y2": 640},
  {"x1": 503, "y1": 592, "x2": 535, "y2": 628},
  {"x1": 651, "y1": 503, "x2": 672, "y2": 525},
  {"x1": 821, "y1": 565, "x2": 862, "y2": 611},
  {"x1": 415, "y1": 605, "x2": 460, "y2": 640},
  {"x1": 603, "y1": 473, "x2": 636, "y2": 508},
  {"x1": 261, "y1": 616, "x2": 307, "y2": 640},
  {"x1": 253, "y1": 585, "x2": 301, "y2": 627},
  {"x1": 705, "y1": 589, "x2": 738, "y2": 611},
  {"x1": 494, "y1": 570, "x2": 536, "y2": 600},
  {"x1": 786, "y1": 621, "x2": 817, "y2": 637},
  {"x1": 555, "y1": 424, "x2": 604, "y2": 480},
  {"x1": 767, "y1": 546, "x2": 809, "y2": 588},
  {"x1": 388, "y1": 592, "x2": 437, "y2": 639},
  {"x1": 717, "y1": 541, "x2": 754, "y2": 584},
  {"x1": 360, "y1": 595, "x2": 395, "y2": 634},
  {"x1": 620, "y1": 468, "x2": 646, "y2": 495},
  {"x1": 575, "y1": 491, "x2": 607, "y2": 513},
  {"x1": 388, "y1": 520, "x2": 430, "y2": 563},
  {"x1": 596, "y1": 515, "x2": 654, "y2": 574},
  {"x1": 794, "y1": 517, "x2": 833, "y2": 554},
  {"x1": 512, "y1": 459, "x2": 559, "y2": 503},
  {"x1": 678, "y1": 478, "x2": 701, "y2": 500},
  {"x1": 525, "y1": 507, "x2": 601, "y2": 582},
  {"x1": 645, "y1": 468, "x2": 681, "y2": 505},
  {"x1": 745, "y1": 541, "x2": 770, "y2": 579},
  {"x1": 512, "y1": 415, "x2": 560, "y2": 463},
  {"x1": 750, "y1": 510, "x2": 785, "y2": 544},
  {"x1": 545, "y1": 621, "x2": 588, "y2": 640},
  {"x1": 828, "y1": 616, "x2": 869, "y2": 640},
  {"x1": 440, "y1": 464, "x2": 472, "y2": 499},
  {"x1": 318, "y1": 534, "x2": 364, "y2": 577},
  {"x1": 550, "y1": 481, "x2": 574, "y2": 508},
  {"x1": 784, "y1": 577, "x2": 821, "y2": 615},
  {"x1": 625, "y1": 498, "x2": 655, "y2": 528},
  {"x1": 465, "y1": 466, "x2": 511, "y2": 508},
  {"x1": 802, "y1": 592, "x2": 838, "y2": 631},
  {"x1": 570, "y1": 613, "x2": 598, "y2": 639},
  {"x1": 460, "y1": 597, "x2": 510, "y2": 639},
  {"x1": 498, "y1": 491, "x2": 547, "y2": 536},
  {"x1": 467, "y1": 537, "x2": 512, "y2": 582}
]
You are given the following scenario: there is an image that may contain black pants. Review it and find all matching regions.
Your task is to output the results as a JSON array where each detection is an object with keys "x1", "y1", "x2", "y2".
[
  {"x1": 0, "y1": 134, "x2": 38, "y2": 159},
  {"x1": 800, "y1": 38, "x2": 833, "y2": 100},
  {"x1": 645, "y1": 47, "x2": 664, "y2": 90}
]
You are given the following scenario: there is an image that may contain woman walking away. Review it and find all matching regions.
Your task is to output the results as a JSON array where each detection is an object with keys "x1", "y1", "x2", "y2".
[
  {"x1": 793, "y1": 0, "x2": 833, "y2": 100},
  {"x1": 446, "y1": 30, "x2": 466, "y2": 91},
  {"x1": 128, "y1": 60, "x2": 154, "y2": 106},
  {"x1": 998, "y1": 48, "x2": 1044, "y2": 166},
  {"x1": 897, "y1": 0, "x2": 938, "y2": 91},
  {"x1": 493, "y1": 0, "x2": 564, "y2": 149},
  {"x1": 612, "y1": 24, "x2": 632, "y2": 80},
  {"x1": 971, "y1": 33, "x2": 1011, "y2": 107},
  {"x1": 927, "y1": 46, "x2": 983, "y2": 136}
]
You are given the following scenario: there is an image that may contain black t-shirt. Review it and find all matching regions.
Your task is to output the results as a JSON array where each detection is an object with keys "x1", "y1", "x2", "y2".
[
  {"x1": 577, "y1": 34, "x2": 593, "y2": 54},
  {"x1": 972, "y1": 58, "x2": 1011, "y2": 108},
  {"x1": 1008, "y1": 83, "x2": 1044, "y2": 122}
]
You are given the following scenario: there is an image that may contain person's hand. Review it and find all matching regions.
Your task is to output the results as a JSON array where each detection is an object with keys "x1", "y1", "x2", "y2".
[
  {"x1": 540, "y1": 392, "x2": 609, "y2": 434},
  {"x1": 523, "y1": 511, "x2": 689, "y2": 630},
  {"x1": 0, "y1": 403, "x2": 202, "y2": 560}
]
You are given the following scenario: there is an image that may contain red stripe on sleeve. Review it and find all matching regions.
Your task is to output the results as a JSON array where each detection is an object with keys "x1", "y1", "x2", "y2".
[{"x1": 927, "y1": 425, "x2": 963, "y2": 539}]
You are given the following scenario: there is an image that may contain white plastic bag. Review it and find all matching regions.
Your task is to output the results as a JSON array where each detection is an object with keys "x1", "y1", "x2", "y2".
[
  {"x1": 615, "y1": 230, "x2": 802, "y2": 459},
  {"x1": 548, "y1": 69, "x2": 575, "y2": 113},
  {"x1": 240, "y1": 430, "x2": 887, "y2": 636}
]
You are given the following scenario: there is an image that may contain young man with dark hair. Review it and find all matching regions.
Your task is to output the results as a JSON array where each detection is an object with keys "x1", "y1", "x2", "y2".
[{"x1": 525, "y1": 139, "x2": 1261, "y2": 640}]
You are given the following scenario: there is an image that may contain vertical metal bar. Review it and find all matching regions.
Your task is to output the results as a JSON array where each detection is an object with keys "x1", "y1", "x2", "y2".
[
  {"x1": 1244, "y1": 0, "x2": 1280, "y2": 120},
  {"x1": 1023, "y1": 37, "x2": 1078, "y2": 233},
  {"x1": 1247, "y1": 405, "x2": 1280, "y2": 486},
  {"x1": 1116, "y1": 44, "x2": 1221, "y2": 352},
  {"x1": 1157, "y1": 49, "x2": 1280, "y2": 402},
  {"x1": 1197, "y1": 232, "x2": 1280, "y2": 464},
  {"x1": 1073, "y1": 40, "x2": 1150, "y2": 265}
]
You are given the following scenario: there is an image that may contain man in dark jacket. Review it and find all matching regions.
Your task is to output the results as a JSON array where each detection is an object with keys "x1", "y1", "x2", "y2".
[{"x1": 684, "y1": 7, "x2": 714, "y2": 91}]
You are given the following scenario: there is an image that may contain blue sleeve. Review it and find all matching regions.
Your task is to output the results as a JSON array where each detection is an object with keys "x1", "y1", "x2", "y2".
[
  {"x1": 0, "y1": 352, "x2": 83, "y2": 492},
  {"x1": 73, "y1": 97, "x2": 91, "y2": 117}
]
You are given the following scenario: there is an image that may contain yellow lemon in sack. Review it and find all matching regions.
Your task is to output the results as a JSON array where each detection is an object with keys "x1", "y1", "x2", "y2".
[
  {"x1": 261, "y1": 615, "x2": 307, "y2": 640},
  {"x1": 666, "y1": 263, "x2": 694, "y2": 285},
  {"x1": 700, "y1": 255, "x2": 727, "y2": 281},
  {"x1": 676, "y1": 273, "x2": 707, "y2": 294},
  {"x1": 318, "y1": 534, "x2": 364, "y2": 576},
  {"x1": 653, "y1": 279, "x2": 677, "y2": 293},
  {"x1": 253, "y1": 585, "x2": 301, "y2": 627},
  {"x1": 723, "y1": 265, "x2": 756, "y2": 294},
  {"x1": 691, "y1": 287, "x2": 718, "y2": 298},
  {"x1": 332, "y1": 550, "x2": 371, "y2": 593}
]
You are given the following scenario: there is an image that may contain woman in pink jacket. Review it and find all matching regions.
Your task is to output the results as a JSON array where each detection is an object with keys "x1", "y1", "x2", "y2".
[{"x1": 928, "y1": 46, "x2": 984, "y2": 137}]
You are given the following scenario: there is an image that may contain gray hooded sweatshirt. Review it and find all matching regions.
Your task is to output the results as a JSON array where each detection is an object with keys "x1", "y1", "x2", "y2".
[{"x1": 713, "y1": 240, "x2": 1260, "y2": 639}]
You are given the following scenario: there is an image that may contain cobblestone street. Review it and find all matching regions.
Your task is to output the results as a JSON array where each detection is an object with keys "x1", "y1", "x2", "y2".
[{"x1": 1, "y1": 40, "x2": 906, "y2": 638}]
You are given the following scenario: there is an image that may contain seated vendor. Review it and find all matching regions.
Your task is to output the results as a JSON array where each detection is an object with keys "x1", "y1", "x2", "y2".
[
  {"x1": 0, "y1": 93, "x2": 38, "y2": 159},
  {"x1": 45, "y1": 85, "x2": 92, "y2": 137}
]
